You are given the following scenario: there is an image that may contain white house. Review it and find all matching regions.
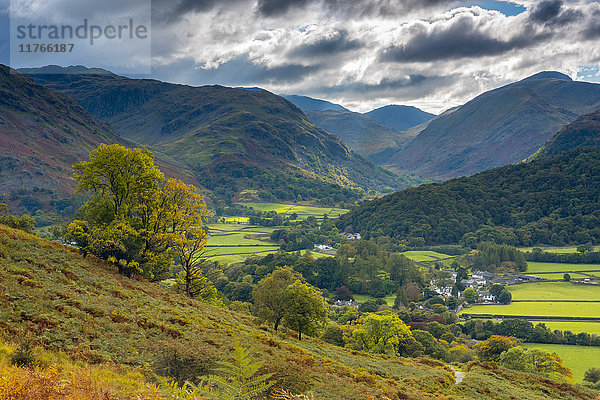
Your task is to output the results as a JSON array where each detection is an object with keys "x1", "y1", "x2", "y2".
[{"x1": 479, "y1": 291, "x2": 496, "y2": 302}]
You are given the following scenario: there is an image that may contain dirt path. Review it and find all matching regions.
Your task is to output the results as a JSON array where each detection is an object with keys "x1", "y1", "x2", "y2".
[{"x1": 454, "y1": 369, "x2": 465, "y2": 384}]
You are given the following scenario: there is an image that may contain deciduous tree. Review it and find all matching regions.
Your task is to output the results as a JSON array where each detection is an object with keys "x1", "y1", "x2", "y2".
[
  {"x1": 252, "y1": 268, "x2": 303, "y2": 331},
  {"x1": 283, "y1": 280, "x2": 328, "y2": 340}
]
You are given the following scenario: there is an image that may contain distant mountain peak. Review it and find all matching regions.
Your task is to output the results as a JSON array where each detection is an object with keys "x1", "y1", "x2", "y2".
[
  {"x1": 281, "y1": 95, "x2": 348, "y2": 112},
  {"x1": 364, "y1": 104, "x2": 435, "y2": 132},
  {"x1": 19, "y1": 65, "x2": 113, "y2": 75},
  {"x1": 521, "y1": 71, "x2": 572, "y2": 82}
]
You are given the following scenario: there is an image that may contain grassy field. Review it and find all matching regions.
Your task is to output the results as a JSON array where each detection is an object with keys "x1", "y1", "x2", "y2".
[
  {"x1": 353, "y1": 294, "x2": 396, "y2": 306},
  {"x1": 509, "y1": 282, "x2": 600, "y2": 301},
  {"x1": 530, "y1": 321, "x2": 600, "y2": 336},
  {"x1": 206, "y1": 223, "x2": 280, "y2": 263},
  {"x1": 400, "y1": 250, "x2": 454, "y2": 263},
  {"x1": 526, "y1": 262, "x2": 600, "y2": 274},
  {"x1": 205, "y1": 223, "x2": 333, "y2": 263},
  {"x1": 235, "y1": 202, "x2": 349, "y2": 219},
  {"x1": 462, "y1": 302, "x2": 600, "y2": 318},
  {"x1": 523, "y1": 343, "x2": 600, "y2": 382},
  {"x1": 520, "y1": 246, "x2": 599, "y2": 254}
]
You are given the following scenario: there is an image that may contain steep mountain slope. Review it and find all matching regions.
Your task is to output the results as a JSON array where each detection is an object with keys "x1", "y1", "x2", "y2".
[
  {"x1": 26, "y1": 67, "x2": 404, "y2": 200},
  {"x1": 365, "y1": 105, "x2": 435, "y2": 132},
  {"x1": 0, "y1": 65, "x2": 198, "y2": 212},
  {"x1": 338, "y1": 147, "x2": 600, "y2": 246},
  {"x1": 304, "y1": 110, "x2": 411, "y2": 160},
  {"x1": 282, "y1": 94, "x2": 348, "y2": 112},
  {"x1": 283, "y1": 96, "x2": 430, "y2": 162},
  {"x1": 0, "y1": 65, "x2": 125, "y2": 194},
  {"x1": 530, "y1": 108, "x2": 600, "y2": 160},
  {"x1": 385, "y1": 72, "x2": 600, "y2": 180},
  {"x1": 1, "y1": 224, "x2": 598, "y2": 399}
]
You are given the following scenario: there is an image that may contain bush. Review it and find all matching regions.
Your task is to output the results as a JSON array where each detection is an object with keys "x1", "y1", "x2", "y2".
[
  {"x1": 321, "y1": 324, "x2": 344, "y2": 347},
  {"x1": 10, "y1": 340, "x2": 35, "y2": 368},
  {"x1": 498, "y1": 290, "x2": 512, "y2": 304},
  {"x1": 152, "y1": 342, "x2": 215, "y2": 385},
  {"x1": 358, "y1": 301, "x2": 379, "y2": 313},
  {"x1": 0, "y1": 214, "x2": 35, "y2": 233},
  {"x1": 584, "y1": 367, "x2": 600, "y2": 384},
  {"x1": 448, "y1": 345, "x2": 475, "y2": 363}
]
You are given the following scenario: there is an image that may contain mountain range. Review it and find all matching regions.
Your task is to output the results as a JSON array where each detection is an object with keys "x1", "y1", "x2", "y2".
[
  {"x1": 18, "y1": 66, "x2": 409, "y2": 203},
  {"x1": 379, "y1": 72, "x2": 600, "y2": 180},
  {"x1": 284, "y1": 96, "x2": 435, "y2": 161}
]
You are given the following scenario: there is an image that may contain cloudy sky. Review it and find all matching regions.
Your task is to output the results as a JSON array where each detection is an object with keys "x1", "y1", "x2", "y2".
[{"x1": 0, "y1": 0, "x2": 599, "y2": 113}]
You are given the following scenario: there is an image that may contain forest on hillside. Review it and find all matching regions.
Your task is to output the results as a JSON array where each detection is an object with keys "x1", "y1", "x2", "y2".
[{"x1": 337, "y1": 147, "x2": 600, "y2": 247}]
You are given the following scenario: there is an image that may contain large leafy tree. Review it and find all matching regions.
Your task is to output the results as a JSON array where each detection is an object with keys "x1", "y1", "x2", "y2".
[
  {"x1": 163, "y1": 179, "x2": 211, "y2": 298},
  {"x1": 67, "y1": 144, "x2": 209, "y2": 282},
  {"x1": 342, "y1": 311, "x2": 421, "y2": 357},
  {"x1": 474, "y1": 335, "x2": 517, "y2": 362},
  {"x1": 499, "y1": 346, "x2": 572, "y2": 381},
  {"x1": 282, "y1": 280, "x2": 328, "y2": 340},
  {"x1": 253, "y1": 267, "x2": 304, "y2": 331},
  {"x1": 253, "y1": 267, "x2": 326, "y2": 339}
]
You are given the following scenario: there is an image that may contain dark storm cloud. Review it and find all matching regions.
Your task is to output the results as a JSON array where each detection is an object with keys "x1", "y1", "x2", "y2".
[
  {"x1": 257, "y1": 0, "x2": 454, "y2": 17},
  {"x1": 529, "y1": 0, "x2": 562, "y2": 23},
  {"x1": 320, "y1": 74, "x2": 443, "y2": 94},
  {"x1": 528, "y1": 0, "x2": 582, "y2": 27},
  {"x1": 380, "y1": 18, "x2": 551, "y2": 63},
  {"x1": 548, "y1": 8, "x2": 583, "y2": 27},
  {"x1": 153, "y1": 56, "x2": 321, "y2": 86},
  {"x1": 581, "y1": 8, "x2": 600, "y2": 40},
  {"x1": 257, "y1": 0, "x2": 310, "y2": 17},
  {"x1": 153, "y1": 0, "x2": 247, "y2": 22},
  {"x1": 289, "y1": 30, "x2": 363, "y2": 58}
]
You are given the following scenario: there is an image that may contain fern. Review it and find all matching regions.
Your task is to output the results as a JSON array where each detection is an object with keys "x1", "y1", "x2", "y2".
[{"x1": 203, "y1": 341, "x2": 273, "y2": 400}]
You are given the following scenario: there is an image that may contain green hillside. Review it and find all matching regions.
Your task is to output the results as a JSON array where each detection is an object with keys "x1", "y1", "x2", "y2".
[
  {"x1": 385, "y1": 72, "x2": 600, "y2": 180},
  {"x1": 25, "y1": 67, "x2": 406, "y2": 202},
  {"x1": 0, "y1": 65, "x2": 198, "y2": 216},
  {"x1": 2, "y1": 224, "x2": 599, "y2": 399},
  {"x1": 530, "y1": 109, "x2": 600, "y2": 160},
  {"x1": 304, "y1": 110, "x2": 411, "y2": 159},
  {"x1": 337, "y1": 147, "x2": 600, "y2": 246}
]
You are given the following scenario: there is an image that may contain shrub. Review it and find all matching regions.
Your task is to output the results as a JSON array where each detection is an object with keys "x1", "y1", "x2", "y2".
[
  {"x1": 584, "y1": 367, "x2": 600, "y2": 384},
  {"x1": 152, "y1": 342, "x2": 215, "y2": 385},
  {"x1": 321, "y1": 324, "x2": 344, "y2": 347},
  {"x1": 10, "y1": 340, "x2": 36, "y2": 368}
]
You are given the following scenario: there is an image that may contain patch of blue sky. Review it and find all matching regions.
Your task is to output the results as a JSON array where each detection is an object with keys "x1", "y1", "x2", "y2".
[
  {"x1": 577, "y1": 65, "x2": 600, "y2": 83},
  {"x1": 464, "y1": 0, "x2": 526, "y2": 16}
]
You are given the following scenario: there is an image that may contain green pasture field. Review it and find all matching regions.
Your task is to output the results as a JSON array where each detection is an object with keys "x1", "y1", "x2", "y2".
[
  {"x1": 216, "y1": 216, "x2": 250, "y2": 224},
  {"x1": 353, "y1": 294, "x2": 395, "y2": 307},
  {"x1": 529, "y1": 321, "x2": 600, "y2": 336},
  {"x1": 519, "y1": 246, "x2": 599, "y2": 254},
  {"x1": 530, "y1": 272, "x2": 591, "y2": 280},
  {"x1": 526, "y1": 262, "x2": 600, "y2": 274},
  {"x1": 400, "y1": 250, "x2": 454, "y2": 263},
  {"x1": 523, "y1": 343, "x2": 600, "y2": 382},
  {"x1": 509, "y1": 282, "x2": 600, "y2": 301},
  {"x1": 235, "y1": 202, "x2": 349, "y2": 219},
  {"x1": 205, "y1": 223, "x2": 280, "y2": 263},
  {"x1": 461, "y1": 302, "x2": 600, "y2": 318},
  {"x1": 204, "y1": 246, "x2": 281, "y2": 264},
  {"x1": 300, "y1": 250, "x2": 333, "y2": 259}
]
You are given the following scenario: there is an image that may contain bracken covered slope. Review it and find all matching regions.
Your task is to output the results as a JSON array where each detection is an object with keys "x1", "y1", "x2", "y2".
[{"x1": 1, "y1": 225, "x2": 598, "y2": 399}]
